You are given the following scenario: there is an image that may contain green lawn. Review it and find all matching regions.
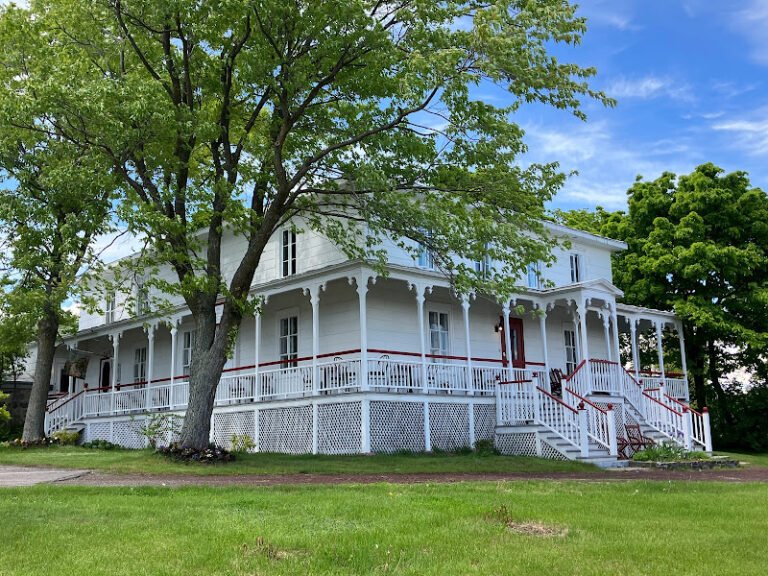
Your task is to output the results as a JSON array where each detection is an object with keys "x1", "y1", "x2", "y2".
[
  {"x1": 716, "y1": 451, "x2": 768, "y2": 468},
  {"x1": 1, "y1": 481, "x2": 767, "y2": 575},
  {"x1": 0, "y1": 445, "x2": 598, "y2": 475}
]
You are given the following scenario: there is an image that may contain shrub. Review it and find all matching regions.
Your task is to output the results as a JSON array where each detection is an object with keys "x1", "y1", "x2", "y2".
[
  {"x1": 632, "y1": 443, "x2": 710, "y2": 462},
  {"x1": 135, "y1": 413, "x2": 181, "y2": 449},
  {"x1": 230, "y1": 434, "x2": 255, "y2": 453},
  {"x1": 51, "y1": 430, "x2": 80, "y2": 445},
  {"x1": 81, "y1": 439, "x2": 121, "y2": 450},
  {"x1": 157, "y1": 443, "x2": 234, "y2": 463},
  {"x1": 474, "y1": 439, "x2": 499, "y2": 456}
]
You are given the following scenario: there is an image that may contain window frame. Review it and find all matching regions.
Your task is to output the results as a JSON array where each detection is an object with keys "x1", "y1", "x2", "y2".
[
  {"x1": 569, "y1": 252, "x2": 583, "y2": 284},
  {"x1": 181, "y1": 330, "x2": 196, "y2": 375},
  {"x1": 526, "y1": 261, "x2": 541, "y2": 289},
  {"x1": 281, "y1": 229, "x2": 297, "y2": 277},
  {"x1": 563, "y1": 327, "x2": 577, "y2": 375},
  {"x1": 277, "y1": 309, "x2": 300, "y2": 368},
  {"x1": 426, "y1": 307, "x2": 451, "y2": 360},
  {"x1": 136, "y1": 284, "x2": 149, "y2": 316},
  {"x1": 105, "y1": 292, "x2": 116, "y2": 324},
  {"x1": 133, "y1": 347, "x2": 147, "y2": 383}
]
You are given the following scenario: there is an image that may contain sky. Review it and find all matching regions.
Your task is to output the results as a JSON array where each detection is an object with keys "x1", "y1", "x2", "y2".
[{"x1": 502, "y1": 0, "x2": 768, "y2": 211}]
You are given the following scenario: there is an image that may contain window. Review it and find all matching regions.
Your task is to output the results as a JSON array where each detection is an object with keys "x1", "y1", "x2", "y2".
[
  {"x1": 526, "y1": 262, "x2": 541, "y2": 289},
  {"x1": 475, "y1": 253, "x2": 492, "y2": 279},
  {"x1": 428, "y1": 311, "x2": 450, "y2": 358},
  {"x1": 133, "y1": 347, "x2": 147, "y2": 383},
  {"x1": 136, "y1": 284, "x2": 149, "y2": 316},
  {"x1": 105, "y1": 293, "x2": 115, "y2": 324},
  {"x1": 569, "y1": 253, "x2": 582, "y2": 283},
  {"x1": 281, "y1": 229, "x2": 297, "y2": 277},
  {"x1": 182, "y1": 330, "x2": 196, "y2": 374},
  {"x1": 279, "y1": 315, "x2": 299, "y2": 367},
  {"x1": 417, "y1": 230, "x2": 435, "y2": 269},
  {"x1": 564, "y1": 329, "x2": 577, "y2": 374}
]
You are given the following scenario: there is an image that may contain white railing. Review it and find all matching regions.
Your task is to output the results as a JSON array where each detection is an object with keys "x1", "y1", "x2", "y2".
[
  {"x1": 564, "y1": 388, "x2": 617, "y2": 455},
  {"x1": 426, "y1": 361, "x2": 468, "y2": 394},
  {"x1": 368, "y1": 357, "x2": 422, "y2": 392},
  {"x1": 536, "y1": 387, "x2": 585, "y2": 454},
  {"x1": 44, "y1": 391, "x2": 86, "y2": 435},
  {"x1": 259, "y1": 365, "x2": 313, "y2": 400},
  {"x1": 664, "y1": 394, "x2": 710, "y2": 451},
  {"x1": 641, "y1": 375, "x2": 688, "y2": 400},
  {"x1": 216, "y1": 374, "x2": 256, "y2": 404},
  {"x1": 472, "y1": 366, "x2": 506, "y2": 396},
  {"x1": 643, "y1": 388, "x2": 686, "y2": 443},
  {"x1": 497, "y1": 379, "x2": 536, "y2": 424},
  {"x1": 319, "y1": 359, "x2": 361, "y2": 394}
]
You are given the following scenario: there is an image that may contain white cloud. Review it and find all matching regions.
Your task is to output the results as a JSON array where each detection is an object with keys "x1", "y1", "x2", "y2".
[
  {"x1": 730, "y1": 0, "x2": 768, "y2": 66},
  {"x1": 607, "y1": 75, "x2": 694, "y2": 103},
  {"x1": 712, "y1": 108, "x2": 768, "y2": 156},
  {"x1": 577, "y1": 0, "x2": 640, "y2": 31}
]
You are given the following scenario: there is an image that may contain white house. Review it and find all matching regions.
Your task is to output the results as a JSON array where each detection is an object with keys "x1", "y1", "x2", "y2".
[{"x1": 42, "y1": 220, "x2": 712, "y2": 465}]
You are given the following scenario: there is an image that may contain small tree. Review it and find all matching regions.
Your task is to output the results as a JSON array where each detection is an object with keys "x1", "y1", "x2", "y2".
[{"x1": 1, "y1": 0, "x2": 612, "y2": 449}]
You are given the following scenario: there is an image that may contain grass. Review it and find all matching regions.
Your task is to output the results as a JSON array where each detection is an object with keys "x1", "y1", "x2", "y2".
[
  {"x1": 0, "y1": 445, "x2": 598, "y2": 476},
  {"x1": 1, "y1": 481, "x2": 767, "y2": 575},
  {"x1": 715, "y1": 451, "x2": 768, "y2": 468}
]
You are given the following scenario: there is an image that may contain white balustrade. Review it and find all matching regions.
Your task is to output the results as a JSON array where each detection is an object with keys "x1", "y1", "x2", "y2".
[
  {"x1": 367, "y1": 358, "x2": 422, "y2": 392},
  {"x1": 536, "y1": 387, "x2": 582, "y2": 449},
  {"x1": 472, "y1": 366, "x2": 506, "y2": 396},
  {"x1": 318, "y1": 359, "x2": 361, "y2": 394},
  {"x1": 426, "y1": 362, "x2": 467, "y2": 394},
  {"x1": 258, "y1": 365, "x2": 313, "y2": 400},
  {"x1": 564, "y1": 388, "x2": 615, "y2": 454},
  {"x1": 497, "y1": 380, "x2": 536, "y2": 424}
]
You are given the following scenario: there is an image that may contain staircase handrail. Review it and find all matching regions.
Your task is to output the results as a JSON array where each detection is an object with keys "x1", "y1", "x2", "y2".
[
  {"x1": 663, "y1": 394, "x2": 709, "y2": 450},
  {"x1": 535, "y1": 386, "x2": 588, "y2": 456},
  {"x1": 564, "y1": 387, "x2": 617, "y2": 455}
]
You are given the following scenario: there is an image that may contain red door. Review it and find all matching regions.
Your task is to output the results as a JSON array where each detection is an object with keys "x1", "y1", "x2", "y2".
[{"x1": 500, "y1": 317, "x2": 526, "y2": 368}]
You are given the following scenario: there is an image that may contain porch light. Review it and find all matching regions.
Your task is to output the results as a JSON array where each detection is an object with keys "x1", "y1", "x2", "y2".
[{"x1": 494, "y1": 321, "x2": 503, "y2": 333}]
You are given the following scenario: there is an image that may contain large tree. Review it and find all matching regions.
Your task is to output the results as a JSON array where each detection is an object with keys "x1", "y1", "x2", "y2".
[
  {"x1": 566, "y1": 165, "x2": 768, "y2": 424},
  {"x1": 0, "y1": 121, "x2": 116, "y2": 440},
  {"x1": 1, "y1": 0, "x2": 611, "y2": 449}
]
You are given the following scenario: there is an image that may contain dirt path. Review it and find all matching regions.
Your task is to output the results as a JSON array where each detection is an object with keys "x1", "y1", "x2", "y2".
[
  {"x1": 0, "y1": 465, "x2": 89, "y2": 487},
  {"x1": 58, "y1": 466, "x2": 768, "y2": 487}
]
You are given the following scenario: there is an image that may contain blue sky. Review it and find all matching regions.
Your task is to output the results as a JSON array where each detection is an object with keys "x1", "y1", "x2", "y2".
[{"x1": 501, "y1": 0, "x2": 768, "y2": 211}]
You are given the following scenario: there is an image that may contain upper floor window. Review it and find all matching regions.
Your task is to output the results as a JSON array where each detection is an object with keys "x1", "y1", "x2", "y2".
[
  {"x1": 569, "y1": 253, "x2": 582, "y2": 283},
  {"x1": 417, "y1": 230, "x2": 435, "y2": 270},
  {"x1": 136, "y1": 284, "x2": 149, "y2": 316},
  {"x1": 182, "y1": 330, "x2": 196, "y2": 375},
  {"x1": 133, "y1": 347, "x2": 147, "y2": 383},
  {"x1": 279, "y1": 315, "x2": 299, "y2": 368},
  {"x1": 526, "y1": 262, "x2": 541, "y2": 289},
  {"x1": 428, "y1": 310, "x2": 450, "y2": 358},
  {"x1": 475, "y1": 252, "x2": 492, "y2": 280},
  {"x1": 105, "y1": 293, "x2": 116, "y2": 324},
  {"x1": 281, "y1": 230, "x2": 297, "y2": 277}
]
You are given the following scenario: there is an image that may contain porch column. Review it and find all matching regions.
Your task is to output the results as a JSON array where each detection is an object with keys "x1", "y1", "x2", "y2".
[
  {"x1": 655, "y1": 320, "x2": 666, "y2": 387},
  {"x1": 611, "y1": 304, "x2": 621, "y2": 365},
  {"x1": 170, "y1": 326, "x2": 178, "y2": 388},
  {"x1": 601, "y1": 311, "x2": 611, "y2": 361},
  {"x1": 357, "y1": 275, "x2": 369, "y2": 392},
  {"x1": 677, "y1": 321, "x2": 689, "y2": 400},
  {"x1": 415, "y1": 284, "x2": 428, "y2": 393},
  {"x1": 306, "y1": 285, "x2": 323, "y2": 395},
  {"x1": 145, "y1": 324, "x2": 155, "y2": 411},
  {"x1": 570, "y1": 303, "x2": 581, "y2": 363},
  {"x1": 254, "y1": 310, "x2": 262, "y2": 401},
  {"x1": 502, "y1": 302, "x2": 513, "y2": 381},
  {"x1": 538, "y1": 306, "x2": 550, "y2": 385},
  {"x1": 579, "y1": 298, "x2": 592, "y2": 386},
  {"x1": 629, "y1": 318, "x2": 640, "y2": 380},
  {"x1": 461, "y1": 295, "x2": 473, "y2": 395},
  {"x1": 110, "y1": 333, "x2": 121, "y2": 390}
]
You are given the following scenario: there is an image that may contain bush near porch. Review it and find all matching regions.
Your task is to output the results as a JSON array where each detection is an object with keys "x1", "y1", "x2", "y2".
[{"x1": 2, "y1": 481, "x2": 768, "y2": 575}]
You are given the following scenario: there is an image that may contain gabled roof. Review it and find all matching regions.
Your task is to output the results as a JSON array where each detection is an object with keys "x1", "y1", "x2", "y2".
[{"x1": 543, "y1": 221, "x2": 627, "y2": 252}]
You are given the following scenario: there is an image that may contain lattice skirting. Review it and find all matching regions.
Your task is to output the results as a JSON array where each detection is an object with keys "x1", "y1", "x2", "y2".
[
  {"x1": 429, "y1": 403, "x2": 470, "y2": 451},
  {"x1": 370, "y1": 401, "x2": 425, "y2": 453},
  {"x1": 473, "y1": 404, "x2": 495, "y2": 442},
  {"x1": 259, "y1": 406, "x2": 313, "y2": 454},
  {"x1": 495, "y1": 431, "x2": 538, "y2": 457},
  {"x1": 539, "y1": 439, "x2": 568, "y2": 460},
  {"x1": 318, "y1": 402, "x2": 362, "y2": 454},
  {"x1": 212, "y1": 411, "x2": 256, "y2": 451},
  {"x1": 84, "y1": 422, "x2": 111, "y2": 444}
]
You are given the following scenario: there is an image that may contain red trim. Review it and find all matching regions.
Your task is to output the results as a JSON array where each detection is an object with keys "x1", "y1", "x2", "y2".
[
  {"x1": 664, "y1": 394, "x2": 700, "y2": 416},
  {"x1": 642, "y1": 391, "x2": 683, "y2": 416},
  {"x1": 536, "y1": 386, "x2": 578, "y2": 414},
  {"x1": 589, "y1": 358, "x2": 619, "y2": 365},
  {"x1": 564, "y1": 387, "x2": 608, "y2": 414},
  {"x1": 526, "y1": 361, "x2": 546, "y2": 367},
  {"x1": 563, "y1": 360, "x2": 586, "y2": 382},
  {"x1": 44, "y1": 390, "x2": 85, "y2": 413},
  {"x1": 639, "y1": 369, "x2": 685, "y2": 378},
  {"x1": 498, "y1": 379, "x2": 534, "y2": 385}
]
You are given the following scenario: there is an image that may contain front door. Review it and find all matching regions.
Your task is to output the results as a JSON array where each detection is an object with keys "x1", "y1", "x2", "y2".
[
  {"x1": 500, "y1": 317, "x2": 526, "y2": 368},
  {"x1": 100, "y1": 360, "x2": 111, "y2": 390}
]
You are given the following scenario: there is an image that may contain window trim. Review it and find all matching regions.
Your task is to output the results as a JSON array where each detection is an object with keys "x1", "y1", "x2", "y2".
[
  {"x1": 105, "y1": 292, "x2": 116, "y2": 324},
  {"x1": 280, "y1": 229, "x2": 297, "y2": 277},
  {"x1": 526, "y1": 261, "x2": 541, "y2": 289},
  {"x1": 563, "y1": 327, "x2": 577, "y2": 375},
  {"x1": 133, "y1": 347, "x2": 147, "y2": 383},
  {"x1": 277, "y1": 308, "x2": 300, "y2": 368},
  {"x1": 181, "y1": 330, "x2": 196, "y2": 375},
  {"x1": 426, "y1": 305, "x2": 451, "y2": 360},
  {"x1": 569, "y1": 252, "x2": 584, "y2": 284},
  {"x1": 136, "y1": 284, "x2": 149, "y2": 316}
]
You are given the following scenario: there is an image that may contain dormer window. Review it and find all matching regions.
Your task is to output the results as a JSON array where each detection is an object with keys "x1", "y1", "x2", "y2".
[
  {"x1": 105, "y1": 293, "x2": 115, "y2": 324},
  {"x1": 281, "y1": 229, "x2": 297, "y2": 277},
  {"x1": 475, "y1": 248, "x2": 492, "y2": 280},
  {"x1": 569, "y1": 253, "x2": 582, "y2": 283},
  {"x1": 417, "y1": 230, "x2": 435, "y2": 270}
]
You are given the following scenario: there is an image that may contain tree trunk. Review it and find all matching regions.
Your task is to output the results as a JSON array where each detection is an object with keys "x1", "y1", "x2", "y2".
[
  {"x1": 176, "y1": 307, "x2": 233, "y2": 450},
  {"x1": 707, "y1": 340, "x2": 734, "y2": 426},
  {"x1": 22, "y1": 305, "x2": 60, "y2": 442}
]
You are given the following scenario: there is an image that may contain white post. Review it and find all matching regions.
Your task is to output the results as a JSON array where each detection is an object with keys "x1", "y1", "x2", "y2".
[
  {"x1": 468, "y1": 401, "x2": 475, "y2": 448},
  {"x1": 146, "y1": 325, "x2": 155, "y2": 411},
  {"x1": 682, "y1": 407, "x2": 692, "y2": 450},
  {"x1": 110, "y1": 332, "x2": 121, "y2": 416},
  {"x1": 702, "y1": 407, "x2": 713, "y2": 452},
  {"x1": 606, "y1": 404, "x2": 618, "y2": 457},
  {"x1": 358, "y1": 276, "x2": 369, "y2": 392},
  {"x1": 502, "y1": 303, "x2": 513, "y2": 381},
  {"x1": 571, "y1": 304, "x2": 582, "y2": 363},
  {"x1": 578, "y1": 404, "x2": 589, "y2": 458},
  {"x1": 312, "y1": 401, "x2": 319, "y2": 454},
  {"x1": 461, "y1": 295, "x2": 473, "y2": 395},
  {"x1": 630, "y1": 318, "x2": 640, "y2": 380},
  {"x1": 611, "y1": 305, "x2": 621, "y2": 365},
  {"x1": 423, "y1": 401, "x2": 431, "y2": 452},
  {"x1": 415, "y1": 286, "x2": 428, "y2": 393},
  {"x1": 361, "y1": 399, "x2": 371, "y2": 453},
  {"x1": 309, "y1": 286, "x2": 321, "y2": 395},
  {"x1": 579, "y1": 299, "x2": 592, "y2": 390},
  {"x1": 601, "y1": 312, "x2": 611, "y2": 361},
  {"x1": 539, "y1": 307, "x2": 549, "y2": 388},
  {"x1": 170, "y1": 326, "x2": 178, "y2": 410},
  {"x1": 254, "y1": 312, "x2": 261, "y2": 401},
  {"x1": 677, "y1": 322, "x2": 689, "y2": 401},
  {"x1": 655, "y1": 320, "x2": 666, "y2": 387}
]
